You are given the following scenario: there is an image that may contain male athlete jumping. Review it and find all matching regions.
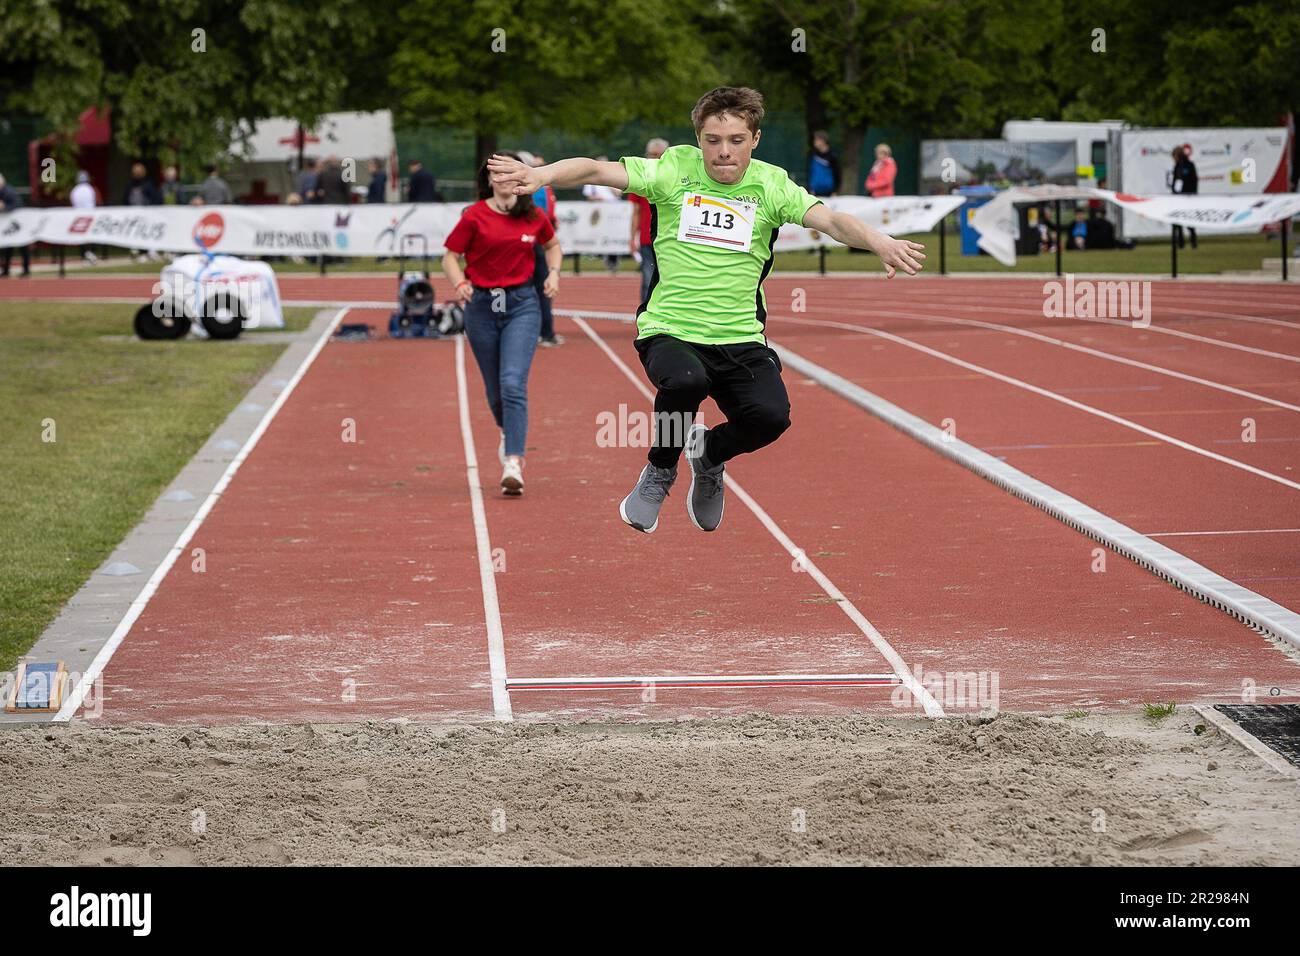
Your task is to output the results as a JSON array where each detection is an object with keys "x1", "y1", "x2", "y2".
[{"x1": 488, "y1": 87, "x2": 924, "y2": 534}]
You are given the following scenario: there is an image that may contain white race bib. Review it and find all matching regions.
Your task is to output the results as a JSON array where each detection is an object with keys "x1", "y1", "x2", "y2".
[{"x1": 677, "y1": 193, "x2": 757, "y2": 253}]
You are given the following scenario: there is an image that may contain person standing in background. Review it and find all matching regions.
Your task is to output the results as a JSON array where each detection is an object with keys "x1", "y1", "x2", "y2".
[
  {"x1": 407, "y1": 160, "x2": 441, "y2": 202},
  {"x1": 0, "y1": 173, "x2": 32, "y2": 277},
  {"x1": 523, "y1": 152, "x2": 563, "y2": 347},
  {"x1": 628, "y1": 138, "x2": 668, "y2": 305},
  {"x1": 807, "y1": 130, "x2": 840, "y2": 197},
  {"x1": 367, "y1": 158, "x2": 387, "y2": 203},
  {"x1": 1171, "y1": 145, "x2": 1198, "y2": 250},
  {"x1": 122, "y1": 162, "x2": 161, "y2": 261},
  {"x1": 583, "y1": 156, "x2": 621, "y2": 273},
  {"x1": 295, "y1": 158, "x2": 319, "y2": 203},
  {"x1": 197, "y1": 165, "x2": 233, "y2": 205},
  {"x1": 160, "y1": 165, "x2": 181, "y2": 204},
  {"x1": 70, "y1": 170, "x2": 100, "y2": 264},
  {"x1": 865, "y1": 144, "x2": 896, "y2": 197},
  {"x1": 315, "y1": 156, "x2": 348, "y2": 204}
]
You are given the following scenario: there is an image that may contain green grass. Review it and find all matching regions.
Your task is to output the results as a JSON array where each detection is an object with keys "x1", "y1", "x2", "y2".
[
  {"x1": 55, "y1": 229, "x2": 1286, "y2": 278},
  {"x1": 1142, "y1": 701, "x2": 1178, "y2": 721},
  {"x1": 0, "y1": 302, "x2": 316, "y2": 671},
  {"x1": 1063, "y1": 709, "x2": 1089, "y2": 720}
]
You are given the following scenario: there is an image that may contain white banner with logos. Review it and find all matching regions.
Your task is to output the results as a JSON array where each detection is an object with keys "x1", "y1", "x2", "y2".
[
  {"x1": 0, "y1": 195, "x2": 965, "y2": 256},
  {"x1": 1117, "y1": 127, "x2": 1291, "y2": 237},
  {"x1": 970, "y1": 184, "x2": 1300, "y2": 266},
  {"x1": 774, "y1": 195, "x2": 966, "y2": 251}
]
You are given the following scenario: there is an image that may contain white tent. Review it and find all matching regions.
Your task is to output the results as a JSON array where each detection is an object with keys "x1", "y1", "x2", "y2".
[{"x1": 225, "y1": 110, "x2": 399, "y2": 203}]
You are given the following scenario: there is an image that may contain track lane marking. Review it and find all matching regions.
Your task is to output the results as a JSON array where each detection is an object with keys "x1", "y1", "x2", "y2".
[
  {"x1": 778, "y1": 309, "x2": 1300, "y2": 415},
  {"x1": 454, "y1": 335, "x2": 513, "y2": 722},
  {"x1": 774, "y1": 315, "x2": 1300, "y2": 492},
  {"x1": 568, "y1": 314, "x2": 946, "y2": 718},
  {"x1": 54, "y1": 307, "x2": 352, "y2": 721}
]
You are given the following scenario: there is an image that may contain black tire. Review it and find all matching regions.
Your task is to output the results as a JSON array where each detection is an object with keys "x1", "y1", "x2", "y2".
[
  {"x1": 134, "y1": 303, "x2": 191, "y2": 340},
  {"x1": 201, "y1": 290, "x2": 245, "y2": 340}
]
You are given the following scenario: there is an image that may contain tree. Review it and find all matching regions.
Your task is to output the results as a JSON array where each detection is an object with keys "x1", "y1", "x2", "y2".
[
  {"x1": 739, "y1": 0, "x2": 1061, "y2": 191},
  {"x1": 389, "y1": 0, "x2": 723, "y2": 166},
  {"x1": 0, "y1": 0, "x2": 383, "y2": 187}
]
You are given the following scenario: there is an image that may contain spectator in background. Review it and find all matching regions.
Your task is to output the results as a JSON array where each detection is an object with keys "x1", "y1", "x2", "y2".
[
  {"x1": 1171, "y1": 145, "x2": 1198, "y2": 250},
  {"x1": 807, "y1": 130, "x2": 840, "y2": 197},
  {"x1": 160, "y1": 165, "x2": 181, "y2": 205},
  {"x1": 315, "y1": 155, "x2": 348, "y2": 204},
  {"x1": 865, "y1": 144, "x2": 897, "y2": 197},
  {"x1": 628, "y1": 137, "x2": 667, "y2": 304},
  {"x1": 197, "y1": 165, "x2": 233, "y2": 205},
  {"x1": 1070, "y1": 207, "x2": 1088, "y2": 250},
  {"x1": 295, "y1": 158, "x2": 319, "y2": 203},
  {"x1": 367, "y1": 158, "x2": 387, "y2": 203},
  {"x1": 123, "y1": 161, "x2": 161, "y2": 206},
  {"x1": 70, "y1": 171, "x2": 100, "y2": 263},
  {"x1": 521, "y1": 152, "x2": 562, "y2": 347},
  {"x1": 583, "y1": 156, "x2": 621, "y2": 273},
  {"x1": 0, "y1": 172, "x2": 32, "y2": 277},
  {"x1": 123, "y1": 162, "x2": 162, "y2": 261},
  {"x1": 407, "y1": 160, "x2": 441, "y2": 202}
]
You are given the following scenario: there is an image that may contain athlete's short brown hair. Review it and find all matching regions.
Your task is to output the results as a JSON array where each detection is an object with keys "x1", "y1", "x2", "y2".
[{"x1": 691, "y1": 87, "x2": 764, "y2": 135}]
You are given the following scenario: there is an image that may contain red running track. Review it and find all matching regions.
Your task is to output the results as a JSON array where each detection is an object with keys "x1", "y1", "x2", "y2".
[{"x1": 5, "y1": 274, "x2": 1299, "y2": 723}]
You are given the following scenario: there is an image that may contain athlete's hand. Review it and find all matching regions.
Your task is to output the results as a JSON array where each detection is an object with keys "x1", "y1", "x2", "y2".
[
  {"x1": 874, "y1": 235, "x2": 926, "y2": 278},
  {"x1": 543, "y1": 270, "x2": 559, "y2": 298},
  {"x1": 454, "y1": 280, "x2": 473, "y2": 305},
  {"x1": 488, "y1": 154, "x2": 542, "y2": 196}
]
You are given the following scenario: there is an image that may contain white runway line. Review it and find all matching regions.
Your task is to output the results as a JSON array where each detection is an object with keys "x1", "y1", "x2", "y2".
[
  {"x1": 1147, "y1": 528, "x2": 1300, "y2": 537},
  {"x1": 455, "y1": 335, "x2": 513, "y2": 722},
  {"x1": 777, "y1": 310, "x2": 1300, "y2": 415},
  {"x1": 54, "y1": 306, "x2": 352, "y2": 721},
  {"x1": 772, "y1": 344, "x2": 1300, "y2": 653},
  {"x1": 569, "y1": 314, "x2": 946, "y2": 718},
  {"x1": 779, "y1": 315, "x2": 1300, "y2": 492}
]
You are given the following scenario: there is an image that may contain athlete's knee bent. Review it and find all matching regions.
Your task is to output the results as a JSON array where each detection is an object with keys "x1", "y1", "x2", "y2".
[
  {"x1": 657, "y1": 367, "x2": 709, "y2": 405},
  {"x1": 748, "y1": 403, "x2": 791, "y2": 444}
]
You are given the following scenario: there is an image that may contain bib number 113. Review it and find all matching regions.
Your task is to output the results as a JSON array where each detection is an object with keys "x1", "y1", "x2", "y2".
[{"x1": 678, "y1": 193, "x2": 756, "y2": 253}]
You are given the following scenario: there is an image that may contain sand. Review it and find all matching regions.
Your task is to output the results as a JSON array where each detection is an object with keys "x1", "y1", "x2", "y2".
[{"x1": 2, "y1": 710, "x2": 1296, "y2": 866}]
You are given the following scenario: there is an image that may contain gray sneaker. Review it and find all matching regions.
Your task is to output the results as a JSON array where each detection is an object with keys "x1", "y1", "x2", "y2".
[
  {"x1": 685, "y1": 423, "x2": 725, "y2": 532},
  {"x1": 619, "y1": 464, "x2": 677, "y2": 533}
]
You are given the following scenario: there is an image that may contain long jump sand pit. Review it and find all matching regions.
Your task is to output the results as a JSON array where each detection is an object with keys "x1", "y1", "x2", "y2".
[{"x1": 3, "y1": 711, "x2": 1297, "y2": 866}]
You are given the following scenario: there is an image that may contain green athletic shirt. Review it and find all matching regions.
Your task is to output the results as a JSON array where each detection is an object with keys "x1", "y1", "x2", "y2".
[{"x1": 621, "y1": 144, "x2": 822, "y2": 345}]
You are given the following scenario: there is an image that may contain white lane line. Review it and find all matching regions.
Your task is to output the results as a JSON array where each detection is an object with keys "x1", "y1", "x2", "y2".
[
  {"x1": 454, "y1": 335, "x2": 513, "y2": 722},
  {"x1": 777, "y1": 311, "x2": 1300, "y2": 415},
  {"x1": 941, "y1": 301, "x2": 1300, "y2": 364},
  {"x1": 569, "y1": 314, "x2": 945, "y2": 718},
  {"x1": 777, "y1": 314, "x2": 1300, "y2": 492},
  {"x1": 508, "y1": 673, "x2": 900, "y2": 690},
  {"x1": 1175, "y1": 308, "x2": 1300, "y2": 331},
  {"x1": 54, "y1": 306, "x2": 352, "y2": 721},
  {"x1": 772, "y1": 344, "x2": 1300, "y2": 653},
  {"x1": 1148, "y1": 528, "x2": 1300, "y2": 538}
]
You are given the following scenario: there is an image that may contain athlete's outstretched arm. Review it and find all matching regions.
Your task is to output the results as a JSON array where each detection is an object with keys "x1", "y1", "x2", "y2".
[
  {"x1": 802, "y1": 203, "x2": 926, "y2": 278},
  {"x1": 487, "y1": 154, "x2": 629, "y2": 196}
]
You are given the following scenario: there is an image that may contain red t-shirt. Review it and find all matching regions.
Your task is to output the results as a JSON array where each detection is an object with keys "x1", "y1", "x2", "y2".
[
  {"x1": 628, "y1": 192, "x2": 652, "y2": 247},
  {"x1": 444, "y1": 200, "x2": 556, "y2": 287}
]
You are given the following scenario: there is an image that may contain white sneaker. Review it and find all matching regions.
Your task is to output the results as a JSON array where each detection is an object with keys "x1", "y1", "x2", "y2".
[{"x1": 501, "y1": 457, "x2": 524, "y2": 496}]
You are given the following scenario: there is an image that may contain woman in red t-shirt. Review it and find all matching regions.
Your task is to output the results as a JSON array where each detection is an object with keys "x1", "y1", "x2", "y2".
[{"x1": 443, "y1": 152, "x2": 562, "y2": 496}]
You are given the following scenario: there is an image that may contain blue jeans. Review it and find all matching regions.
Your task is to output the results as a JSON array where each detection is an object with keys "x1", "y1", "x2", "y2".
[
  {"x1": 463, "y1": 285, "x2": 542, "y2": 458},
  {"x1": 532, "y1": 244, "x2": 555, "y2": 340}
]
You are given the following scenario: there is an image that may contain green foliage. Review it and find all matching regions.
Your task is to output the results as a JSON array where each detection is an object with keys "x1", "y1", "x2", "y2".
[
  {"x1": 0, "y1": 0, "x2": 382, "y2": 178},
  {"x1": 389, "y1": 0, "x2": 723, "y2": 161}
]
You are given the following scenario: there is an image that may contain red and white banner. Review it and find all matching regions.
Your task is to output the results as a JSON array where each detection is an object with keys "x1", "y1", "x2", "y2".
[
  {"x1": 971, "y1": 185, "x2": 1300, "y2": 266},
  {"x1": 0, "y1": 194, "x2": 967, "y2": 257}
]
